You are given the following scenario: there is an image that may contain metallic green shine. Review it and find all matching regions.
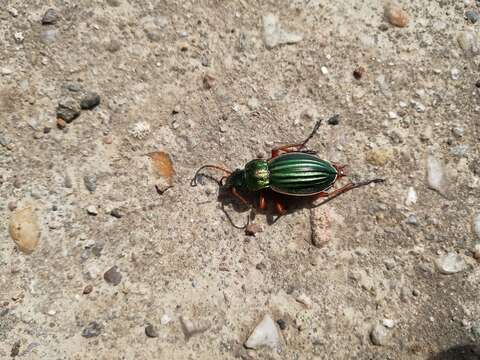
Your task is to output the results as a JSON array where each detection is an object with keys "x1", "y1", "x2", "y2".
[{"x1": 230, "y1": 152, "x2": 338, "y2": 196}]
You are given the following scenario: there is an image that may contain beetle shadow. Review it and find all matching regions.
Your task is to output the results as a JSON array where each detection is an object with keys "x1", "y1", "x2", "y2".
[
  {"x1": 215, "y1": 185, "x2": 322, "y2": 228},
  {"x1": 427, "y1": 344, "x2": 480, "y2": 360}
]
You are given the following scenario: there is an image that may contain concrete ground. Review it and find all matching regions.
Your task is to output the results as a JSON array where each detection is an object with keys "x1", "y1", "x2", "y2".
[{"x1": 1, "y1": 0, "x2": 480, "y2": 359}]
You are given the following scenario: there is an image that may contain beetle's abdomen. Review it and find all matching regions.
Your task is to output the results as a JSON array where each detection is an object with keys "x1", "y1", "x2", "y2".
[{"x1": 268, "y1": 152, "x2": 337, "y2": 196}]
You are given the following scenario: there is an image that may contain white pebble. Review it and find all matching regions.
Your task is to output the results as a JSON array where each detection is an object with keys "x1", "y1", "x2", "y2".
[
  {"x1": 399, "y1": 101, "x2": 408, "y2": 108},
  {"x1": 382, "y1": 319, "x2": 396, "y2": 329},
  {"x1": 370, "y1": 324, "x2": 389, "y2": 346},
  {"x1": 411, "y1": 100, "x2": 425, "y2": 113},
  {"x1": 436, "y1": 253, "x2": 467, "y2": 274},
  {"x1": 244, "y1": 314, "x2": 281, "y2": 350},
  {"x1": 405, "y1": 187, "x2": 417, "y2": 206},
  {"x1": 451, "y1": 68, "x2": 460, "y2": 80},
  {"x1": 321, "y1": 66, "x2": 328, "y2": 75},
  {"x1": 161, "y1": 314, "x2": 172, "y2": 325},
  {"x1": 474, "y1": 214, "x2": 480, "y2": 240},
  {"x1": 388, "y1": 111, "x2": 398, "y2": 119},
  {"x1": 427, "y1": 155, "x2": 446, "y2": 193},
  {"x1": 180, "y1": 316, "x2": 210, "y2": 339},
  {"x1": 296, "y1": 293, "x2": 313, "y2": 308}
]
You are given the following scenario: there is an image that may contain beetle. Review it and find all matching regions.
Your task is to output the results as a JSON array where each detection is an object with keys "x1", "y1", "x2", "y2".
[{"x1": 192, "y1": 115, "x2": 384, "y2": 226}]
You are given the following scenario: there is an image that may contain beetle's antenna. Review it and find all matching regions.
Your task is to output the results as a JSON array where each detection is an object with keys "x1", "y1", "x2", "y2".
[
  {"x1": 300, "y1": 114, "x2": 338, "y2": 149},
  {"x1": 220, "y1": 202, "x2": 250, "y2": 229},
  {"x1": 312, "y1": 178, "x2": 385, "y2": 208},
  {"x1": 191, "y1": 165, "x2": 232, "y2": 186}
]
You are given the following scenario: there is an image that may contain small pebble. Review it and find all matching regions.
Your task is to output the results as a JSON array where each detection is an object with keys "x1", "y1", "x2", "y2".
[
  {"x1": 161, "y1": 314, "x2": 172, "y2": 325},
  {"x1": 245, "y1": 314, "x2": 281, "y2": 350},
  {"x1": 82, "y1": 321, "x2": 103, "y2": 338},
  {"x1": 384, "y1": 258, "x2": 396, "y2": 270},
  {"x1": 353, "y1": 66, "x2": 365, "y2": 79},
  {"x1": 145, "y1": 324, "x2": 158, "y2": 338},
  {"x1": 276, "y1": 319, "x2": 287, "y2": 330},
  {"x1": 327, "y1": 114, "x2": 340, "y2": 125},
  {"x1": 245, "y1": 223, "x2": 262, "y2": 236},
  {"x1": 296, "y1": 293, "x2": 313, "y2": 308},
  {"x1": 406, "y1": 214, "x2": 418, "y2": 225},
  {"x1": 405, "y1": 187, "x2": 417, "y2": 206},
  {"x1": 203, "y1": 73, "x2": 215, "y2": 90},
  {"x1": 8, "y1": 201, "x2": 17, "y2": 211},
  {"x1": 451, "y1": 68, "x2": 460, "y2": 80},
  {"x1": 382, "y1": 319, "x2": 396, "y2": 329},
  {"x1": 411, "y1": 100, "x2": 425, "y2": 113},
  {"x1": 103, "y1": 266, "x2": 122, "y2": 285},
  {"x1": 473, "y1": 244, "x2": 480, "y2": 260},
  {"x1": 384, "y1": 3, "x2": 409, "y2": 28},
  {"x1": 56, "y1": 118, "x2": 67, "y2": 129},
  {"x1": 465, "y1": 10, "x2": 479, "y2": 24},
  {"x1": 83, "y1": 285, "x2": 93, "y2": 294},
  {"x1": 436, "y1": 253, "x2": 467, "y2": 274},
  {"x1": 180, "y1": 316, "x2": 211, "y2": 339},
  {"x1": 320, "y1": 66, "x2": 328, "y2": 75},
  {"x1": 57, "y1": 98, "x2": 80, "y2": 122},
  {"x1": 427, "y1": 155, "x2": 446, "y2": 194},
  {"x1": 450, "y1": 145, "x2": 469, "y2": 158},
  {"x1": 474, "y1": 214, "x2": 480, "y2": 240},
  {"x1": 42, "y1": 9, "x2": 58, "y2": 25},
  {"x1": 110, "y1": 208, "x2": 123, "y2": 218},
  {"x1": 80, "y1": 92, "x2": 101, "y2": 110},
  {"x1": 452, "y1": 126, "x2": 465, "y2": 137},
  {"x1": 9, "y1": 207, "x2": 40, "y2": 254},
  {"x1": 86, "y1": 206, "x2": 98, "y2": 216},
  {"x1": 388, "y1": 111, "x2": 398, "y2": 119},
  {"x1": 370, "y1": 324, "x2": 389, "y2": 346},
  {"x1": 83, "y1": 175, "x2": 97, "y2": 193}
]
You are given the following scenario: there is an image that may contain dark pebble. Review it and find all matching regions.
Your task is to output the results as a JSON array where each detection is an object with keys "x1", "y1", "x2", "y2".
[
  {"x1": 80, "y1": 92, "x2": 101, "y2": 110},
  {"x1": 476, "y1": 80, "x2": 480, "y2": 88},
  {"x1": 83, "y1": 285, "x2": 93, "y2": 294},
  {"x1": 353, "y1": 66, "x2": 365, "y2": 80},
  {"x1": 276, "y1": 319, "x2": 287, "y2": 330},
  {"x1": 57, "y1": 98, "x2": 80, "y2": 122},
  {"x1": 145, "y1": 324, "x2": 158, "y2": 338},
  {"x1": 65, "y1": 83, "x2": 83, "y2": 92},
  {"x1": 81, "y1": 321, "x2": 103, "y2": 338},
  {"x1": 465, "y1": 10, "x2": 479, "y2": 24},
  {"x1": 8, "y1": 201, "x2": 17, "y2": 211},
  {"x1": 43, "y1": 126, "x2": 51, "y2": 134},
  {"x1": 42, "y1": 8, "x2": 58, "y2": 25},
  {"x1": 103, "y1": 266, "x2": 122, "y2": 286},
  {"x1": 110, "y1": 208, "x2": 123, "y2": 218},
  {"x1": 327, "y1": 114, "x2": 340, "y2": 125},
  {"x1": 378, "y1": 24, "x2": 389, "y2": 31},
  {"x1": 11, "y1": 340, "x2": 20, "y2": 357}
]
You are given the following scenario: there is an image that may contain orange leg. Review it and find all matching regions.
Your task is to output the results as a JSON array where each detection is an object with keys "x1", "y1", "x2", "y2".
[
  {"x1": 274, "y1": 198, "x2": 287, "y2": 215},
  {"x1": 311, "y1": 179, "x2": 384, "y2": 207},
  {"x1": 270, "y1": 143, "x2": 306, "y2": 159},
  {"x1": 269, "y1": 118, "x2": 323, "y2": 159},
  {"x1": 258, "y1": 191, "x2": 267, "y2": 210},
  {"x1": 231, "y1": 187, "x2": 250, "y2": 207}
]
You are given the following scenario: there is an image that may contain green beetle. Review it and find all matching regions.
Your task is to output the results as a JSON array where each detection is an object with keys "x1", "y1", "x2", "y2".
[{"x1": 192, "y1": 115, "x2": 384, "y2": 221}]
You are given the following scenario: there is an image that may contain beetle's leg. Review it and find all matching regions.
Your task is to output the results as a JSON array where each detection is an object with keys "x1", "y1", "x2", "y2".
[
  {"x1": 258, "y1": 191, "x2": 267, "y2": 210},
  {"x1": 269, "y1": 116, "x2": 331, "y2": 159},
  {"x1": 312, "y1": 179, "x2": 385, "y2": 207},
  {"x1": 270, "y1": 143, "x2": 306, "y2": 159},
  {"x1": 274, "y1": 198, "x2": 287, "y2": 215},
  {"x1": 231, "y1": 187, "x2": 250, "y2": 207}
]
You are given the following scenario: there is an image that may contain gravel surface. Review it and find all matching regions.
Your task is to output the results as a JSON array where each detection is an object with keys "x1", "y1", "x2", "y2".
[{"x1": 1, "y1": 1, "x2": 480, "y2": 359}]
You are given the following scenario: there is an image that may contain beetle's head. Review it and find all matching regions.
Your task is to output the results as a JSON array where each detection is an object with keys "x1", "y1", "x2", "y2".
[{"x1": 224, "y1": 169, "x2": 246, "y2": 189}]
